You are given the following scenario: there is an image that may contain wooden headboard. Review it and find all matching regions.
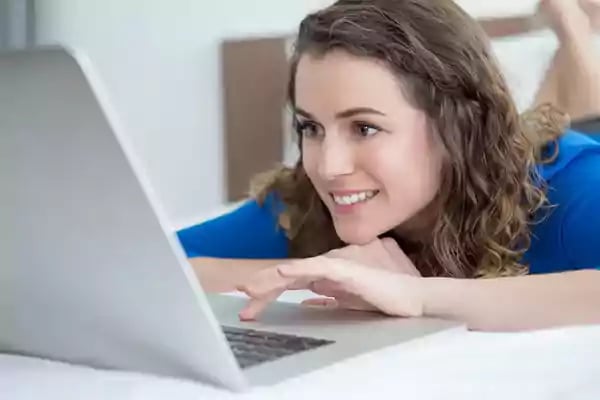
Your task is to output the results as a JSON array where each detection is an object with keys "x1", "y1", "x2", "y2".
[{"x1": 221, "y1": 36, "x2": 292, "y2": 201}]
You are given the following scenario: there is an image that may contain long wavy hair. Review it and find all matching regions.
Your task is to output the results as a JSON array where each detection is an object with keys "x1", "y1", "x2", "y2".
[{"x1": 251, "y1": 0, "x2": 569, "y2": 278}]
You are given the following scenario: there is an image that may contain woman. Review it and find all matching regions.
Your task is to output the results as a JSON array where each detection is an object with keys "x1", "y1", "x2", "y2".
[{"x1": 178, "y1": 0, "x2": 600, "y2": 331}]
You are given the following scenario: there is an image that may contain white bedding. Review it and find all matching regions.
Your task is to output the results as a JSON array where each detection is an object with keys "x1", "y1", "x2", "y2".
[{"x1": 2, "y1": 291, "x2": 600, "y2": 400}]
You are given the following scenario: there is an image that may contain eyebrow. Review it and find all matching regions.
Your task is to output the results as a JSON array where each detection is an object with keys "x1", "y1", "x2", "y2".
[{"x1": 294, "y1": 107, "x2": 386, "y2": 120}]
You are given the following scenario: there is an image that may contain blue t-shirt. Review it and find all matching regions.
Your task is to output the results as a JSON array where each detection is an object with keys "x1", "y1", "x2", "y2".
[{"x1": 177, "y1": 130, "x2": 600, "y2": 274}]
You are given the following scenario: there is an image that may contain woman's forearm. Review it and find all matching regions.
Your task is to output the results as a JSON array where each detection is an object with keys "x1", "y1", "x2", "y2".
[
  {"x1": 421, "y1": 270, "x2": 600, "y2": 331},
  {"x1": 189, "y1": 257, "x2": 286, "y2": 293}
]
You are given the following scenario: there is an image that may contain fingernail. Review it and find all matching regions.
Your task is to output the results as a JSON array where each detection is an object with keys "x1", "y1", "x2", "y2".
[{"x1": 238, "y1": 310, "x2": 254, "y2": 321}]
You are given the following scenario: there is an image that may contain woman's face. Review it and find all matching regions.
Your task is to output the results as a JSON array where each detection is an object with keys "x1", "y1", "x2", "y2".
[{"x1": 295, "y1": 50, "x2": 445, "y2": 244}]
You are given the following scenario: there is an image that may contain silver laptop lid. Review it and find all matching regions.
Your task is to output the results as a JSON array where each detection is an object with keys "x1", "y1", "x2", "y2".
[{"x1": 0, "y1": 46, "x2": 245, "y2": 389}]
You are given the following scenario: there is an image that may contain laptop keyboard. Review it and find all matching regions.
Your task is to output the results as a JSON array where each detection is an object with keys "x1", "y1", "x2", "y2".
[{"x1": 222, "y1": 326, "x2": 335, "y2": 369}]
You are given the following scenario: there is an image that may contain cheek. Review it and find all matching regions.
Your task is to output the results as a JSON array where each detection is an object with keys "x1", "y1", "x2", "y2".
[{"x1": 376, "y1": 133, "x2": 443, "y2": 200}]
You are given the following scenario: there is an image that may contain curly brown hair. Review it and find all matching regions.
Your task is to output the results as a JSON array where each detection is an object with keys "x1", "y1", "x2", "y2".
[{"x1": 251, "y1": 0, "x2": 569, "y2": 278}]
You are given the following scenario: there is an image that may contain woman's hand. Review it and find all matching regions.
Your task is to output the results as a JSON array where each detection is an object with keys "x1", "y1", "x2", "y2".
[
  {"x1": 298, "y1": 238, "x2": 421, "y2": 311},
  {"x1": 236, "y1": 239, "x2": 424, "y2": 320},
  {"x1": 324, "y1": 238, "x2": 421, "y2": 276}
]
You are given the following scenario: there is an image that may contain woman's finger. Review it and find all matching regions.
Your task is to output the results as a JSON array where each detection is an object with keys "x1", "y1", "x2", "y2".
[
  {"x1": 237, "y1": 262, "x2": 317, "y2": 320},
  {"x1": 336, "y1": 296, "x2": 378, "y2": 312},
  {"x1": 309, "y1": 280, "x2": 346, "y2": 297},
  {"x1": 237, "y1": 264, "x2": 296, "y2": 298},
  {"x1": 301, "y1": 297, "x2": 339, "y2": 308},
  {"x1": 301, "y1": 296, "x2": 377, "y2": 312},
  {"x1": 277, "y1": 257, "x2": 355, "y2": 287},
  {"x1": 238, "y1": 288, "x2": 283, "y2": 321},
  {"x1": 282, "y1": 258, "x2": 420, "y2": 317}
]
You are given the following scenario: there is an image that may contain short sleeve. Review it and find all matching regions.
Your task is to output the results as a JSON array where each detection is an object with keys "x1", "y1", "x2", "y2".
[
  {"x1": 176, "y1": 193, "x2": 289, "y2": 259},
  {"x1": 554, "y1": 154, "x2": 600, "y2": 268}
]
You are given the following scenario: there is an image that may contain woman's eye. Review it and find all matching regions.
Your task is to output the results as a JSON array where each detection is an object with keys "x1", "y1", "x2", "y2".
[
  {"x1": 354, "y1": 122, "x2": 381, "y2": 137},
  {"x1": 295, "y1": 121, "x2": 320, "y2": 138}
]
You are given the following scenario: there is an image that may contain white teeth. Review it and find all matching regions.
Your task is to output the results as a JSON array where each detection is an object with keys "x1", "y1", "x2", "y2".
[{"x1": 332, "y1": 190, "x2": 378, "y2": 205}]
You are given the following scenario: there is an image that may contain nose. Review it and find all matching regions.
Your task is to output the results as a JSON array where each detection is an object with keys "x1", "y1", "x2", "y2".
[{"x1": 317, "y1": 136, "x2": 355, "y2": 180}]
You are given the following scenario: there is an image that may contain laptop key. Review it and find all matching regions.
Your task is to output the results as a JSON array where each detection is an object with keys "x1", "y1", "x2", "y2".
[{"x1": 222, "y1": 326, "x2": 334, "y2": 369}]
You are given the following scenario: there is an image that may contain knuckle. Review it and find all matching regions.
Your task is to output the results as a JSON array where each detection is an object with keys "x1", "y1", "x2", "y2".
[
  {"x1": 244, "y1": 285, "x2": 267, "y2": 298},
  {"x1": 330, "y1": 260, "x2": 353, "y2": 283},
  {"x1": 310, "y1": 280, "x2": 329, "y2": 294},
  {"x1": 244, "y1": 274, "x2": 280, "y2": 298}
]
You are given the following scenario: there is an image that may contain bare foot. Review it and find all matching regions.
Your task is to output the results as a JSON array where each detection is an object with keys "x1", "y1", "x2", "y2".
[
  {"x1": 579, "y1": 0, "x2": 600, "y2": 30},
  {"x1": 538, "y1": 0, "x2": 594, "y2": 37}
]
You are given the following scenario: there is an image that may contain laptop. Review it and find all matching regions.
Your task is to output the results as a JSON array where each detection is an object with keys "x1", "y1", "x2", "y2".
[{"x1": 0, "y1": 46, "x2": 463, "y2": 391}]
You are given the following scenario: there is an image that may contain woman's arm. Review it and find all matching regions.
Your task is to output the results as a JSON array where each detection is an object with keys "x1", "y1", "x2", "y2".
[
  {"x1": 422, "y1": 270, "x2": 600, "y2": 331},
  {"x1": 190, "y1": 257, "x2": 286, "y2": 292},
  {"x1": 176, "y1": 194, "x2": 291, "y2": 292},
  {"x1": 427, "y1": 152, "x2": 600, "y2": 331}
]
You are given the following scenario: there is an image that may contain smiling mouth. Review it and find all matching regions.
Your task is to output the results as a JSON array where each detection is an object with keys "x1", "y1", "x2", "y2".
[{"x1": 330, "y1": 190, "x2": 380, "y2": 206}]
